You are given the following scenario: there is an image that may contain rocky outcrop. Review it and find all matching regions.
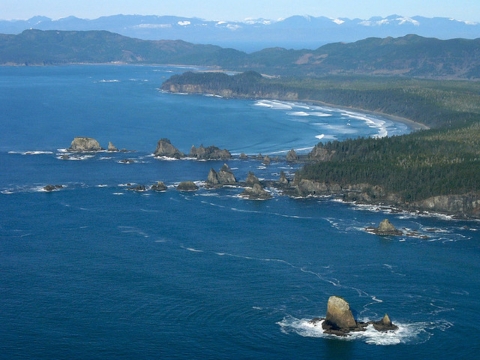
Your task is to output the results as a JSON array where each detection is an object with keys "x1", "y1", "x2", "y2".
[
  {"x1": 279, "y1": 171, "x2": 289, "y2": 185},
  {"x1": 240, "y1": 183, "x2": 272, "y2": 200},
  {"x1": 43, "y1": 184, "x2": 64, "y2": 192},
  {"x1": 190, "y1": 144, "x2": 231, "y2": 160},
  {"x1": 246, "y1": 171, "x2": 260, "y2": 185},
  {"x1": 324, "y1": 296, "x2": 357, "y2": 332},
  {"x1": 286, "y1": 149, "x2": 298, "y2": 162},
  {"x1": 262, "y1": 155, "x2": 271, "y2": 165},
  {"x1": 107, "y1": 141, "x2": 118, "y2": 152},
  {"x1": 151, "y1": 181, "x2": 167, "y2": 191},
  {"x1": 239, "y1": 153, "x2": 248, "y2": 160},
  {"x1": 177, "y1": 181, "x2": 198, "y2": 191},
  {"x1": 310, "y1": 296, "x2": 398, "y2": 336},
  {"x1": 366, "y1": 219, "x2": 403, "y2": 236},
  {"x1": 412, "y1": 194, "x2": 480, "y2": 218},
  {"x1": 308, "y1": 144, "x2": 335, "y2": 161},
  {"x1": 207, "y1": 164, "x2": 237, "y2": 186},
  {"x1": 68, "y1": 137, "x2": 103, "y2": 152},
  {"x1": 371, "y1": 314, "x2": 399, "y2": 332},
  {"x1": 154, "y1": 138, "x2": 184, "y2": 158}
]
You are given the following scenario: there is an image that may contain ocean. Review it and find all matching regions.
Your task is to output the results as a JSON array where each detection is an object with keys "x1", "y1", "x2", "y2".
[{"x1": 0, "y1": 65, "x2": 478, "y2": 359}]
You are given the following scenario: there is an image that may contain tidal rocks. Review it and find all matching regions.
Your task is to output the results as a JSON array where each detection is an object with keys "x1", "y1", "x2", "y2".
[
  {"x1": 43, "y1": 184, "x2": 64, "y2": 192},
  {"x1": 190, "y1": 144, "x2": 231, "y2": 160},
  {"x1": 240, "y1": 183, "x2": 272, "y2": 200},
  {"x1": 286, "y1": 149, "x2": 298, "y2": 162},
  {"x1": 151, "y1": 181, "x2": 167, "y2": 192},
  {"x1": 371, "y1": 314, "x2": 399, "y2": 332},
  {"x1": 68, "y1": 137, "x2": 103, "y2": 152},
  {"x1": 177, "y1": 181, "x2": 198, "y2": 191},
  {"x1": 154, "y1": 138, "x2": 184, "y2": 158},
  {"x1": 207, "y1": 164, "x2": 237, "y2": 186},
  {"x1": 279, "y1": 171, "x2": 289, "y2": 185},
  {"x1": 262, "y1": 155, "x2": 271, "y2": 165},
  {"x1": 246, "y1": 171, "x2": 260, "y2": 185},
  {"x1": 312, "y1": 295, "x2": 398, "y2": 336},
  {"x1": 367, "y1": 219, "x2": 403, "y2": 236},
  {"x1": 107, "y1": 141, "x2": 118, "y2": 152}
]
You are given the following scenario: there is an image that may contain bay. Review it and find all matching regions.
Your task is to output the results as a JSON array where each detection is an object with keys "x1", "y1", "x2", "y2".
[{"x1": 0, "y1": 65, "x2": 478, "y2": 359}]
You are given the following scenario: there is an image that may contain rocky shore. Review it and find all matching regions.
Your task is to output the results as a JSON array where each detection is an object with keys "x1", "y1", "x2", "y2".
[{"x1": 61, "y1": 137, "x2": 480, "y2": 219}]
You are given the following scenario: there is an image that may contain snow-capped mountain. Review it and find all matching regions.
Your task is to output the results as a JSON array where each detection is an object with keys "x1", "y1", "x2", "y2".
[{"x1": 1, "y1": 14, "x2": 479, "y2": 51}]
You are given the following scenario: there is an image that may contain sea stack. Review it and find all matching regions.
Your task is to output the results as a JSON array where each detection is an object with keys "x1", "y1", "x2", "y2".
[{"x1": 68, "y1": 137, "x2": 103, "y2": 152}]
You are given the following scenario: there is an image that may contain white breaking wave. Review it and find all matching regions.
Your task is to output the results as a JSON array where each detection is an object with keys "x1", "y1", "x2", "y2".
[
  {"x1": 9, "y1": 150, "x2": 53, "y2": 155},
  {"x1": 277, "y1": 316, "x2": 450, "y2": 346}
]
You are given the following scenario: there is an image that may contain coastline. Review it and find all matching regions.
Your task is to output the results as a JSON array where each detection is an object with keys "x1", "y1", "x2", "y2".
[{"x1": 301, "y1": 99, "x2": 430, "y2": 131}]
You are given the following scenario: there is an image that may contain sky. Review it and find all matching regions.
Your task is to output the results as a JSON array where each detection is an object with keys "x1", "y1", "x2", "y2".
[{"x1": 2, "y1": 0, "x2": 480, "y2": 22}]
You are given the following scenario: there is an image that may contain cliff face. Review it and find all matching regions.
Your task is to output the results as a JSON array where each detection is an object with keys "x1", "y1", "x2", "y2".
[
  {"x1": 166, "y1": 83, "x2": 299, "y2": 100},
  {"x1": 296, "y1": 178, "x2": 480, "y2": 218}
]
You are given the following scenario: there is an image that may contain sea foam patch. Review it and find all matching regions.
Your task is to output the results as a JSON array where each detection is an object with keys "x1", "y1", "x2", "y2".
[{"x1": 277, "y1": 316, "x2": 449, "y2": 346}]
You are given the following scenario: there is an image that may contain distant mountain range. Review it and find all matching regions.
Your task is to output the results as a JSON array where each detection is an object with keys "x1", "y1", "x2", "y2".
[
  {"x1": 1, "y1": 30, "x2": 479, "y2": 79},
  {"x1": 1, "y1": 14, "x2": 479, "y2": 51}
]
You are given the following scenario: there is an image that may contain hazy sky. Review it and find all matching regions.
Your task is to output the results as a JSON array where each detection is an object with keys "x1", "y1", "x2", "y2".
[{"x1": 2, "y1": 0, "x2": 480, "y2": 22}]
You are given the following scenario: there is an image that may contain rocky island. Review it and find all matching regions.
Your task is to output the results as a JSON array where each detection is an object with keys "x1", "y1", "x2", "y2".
[{"x1": 310, "y1": 295, "x2": 398, "y2": 336}]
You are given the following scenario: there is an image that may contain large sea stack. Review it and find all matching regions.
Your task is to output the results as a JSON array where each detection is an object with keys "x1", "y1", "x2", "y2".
[
  {"x1": 68, "y1": 137, "x2": 103, "y2": 152},
  {"x1": 154, "y1": 138, "x2": 184, "y2": 158}
]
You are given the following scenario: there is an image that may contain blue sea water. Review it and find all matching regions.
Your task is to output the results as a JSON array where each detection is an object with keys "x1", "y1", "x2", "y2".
[{"x1": 0, "y1": 65, "x2": 479, "y2": 359}]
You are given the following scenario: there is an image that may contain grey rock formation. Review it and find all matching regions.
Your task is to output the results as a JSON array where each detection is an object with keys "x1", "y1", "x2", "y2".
[
  {"x1": 154, "y1": 138, "x2": 184, "y2": 158},
  {"x1": 239, "y1": 153, "x2": 248, "y2": 160},
  {"x1": 151, "y1": 181, "x2": 167, "y2": 192},
  {"x1": 177, "y1": 181, "x2": 198, "y2": 191},
  {"x1": 246, "y1": 171, "x2": 260, "y2": 185},
  {"x1": 190, "y1": 144, "x2": 231, "y2": 160},
  {"x1": 240, "y1": 183, "x2": 272, "y2": 200},
  {"x1": 262, "y1": 155, "x2": 271, "y2": 165},
  {"x1": 129, "y1": 185, "x2": 146, "y2": 192},
  {"x1": 286, "y1": 149, "x2": 298, "y2": 162},
  {"x1": 369, "y1": 219, "x2": 403, "y2": 236},
  {"x1": 308, "y1": 144, "x2": 335, "y2": 161},
  {"x1": 207, "y1": 164, "x2": 237, "y2": 186},
  {"x1": 68, "y1": 137, "x2": 103, "y2": 152},
  {"x1": 279, "y1": 171, "x2": 289, "y2": 185},
  {"x1": 107, "y1": 141, "x2": 118, "y2": 152}
]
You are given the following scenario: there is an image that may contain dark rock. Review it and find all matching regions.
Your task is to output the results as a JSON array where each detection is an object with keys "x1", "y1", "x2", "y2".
[
  {"x1": 107, "y1": 141, "x2": 118, "y2": 152},
  {"x1": 129, "y1": 185, "x2": 146, "y2": 192},
  {"x1": 246, "y1": 171, "x2": 260, "y2": 185},
  {"x1": 286, "y1": 149, "x2": 298, "y2": 162},
  {"x1": 154, "y1": 138, "x2": 184, "y2": 158},
  {"x1": 43, "y1": 184, "x2": 63, "y2": 192},
  {"x1": 151, "y1": 181, "x2": 167, "y2": 192},
  {"x1": 371, "y1": 314, "x2": 399, "y2": 332},
  {"x1": 68, "y1": 137, "x2": 103, "y2": 152},
  {"x1": 190, "y1": 144, "x2": 231, "y2": 160},
  {"x1": 262, "y1": 155, "x2": 271, "y2": 165},
  {"x1": 239, "y1": 153, "x2": 248, "y2": 159},
  {"x1": 119, "y1": 159, "x2": 134, "y2": 164},
  {"x1": 177, "y1": 181, "x2": 198, "y2": 191},
  {"x1": 240, "y1": 183, "x2": 272, "y2": 200},
  {"x1": 207, "y1": 168, "x2": 220, "y2": 186}
]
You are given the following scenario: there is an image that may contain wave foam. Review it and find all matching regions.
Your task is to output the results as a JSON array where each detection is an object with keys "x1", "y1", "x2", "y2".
[{"x1": 277, "y1": 316, "x2": 449, "y2": 346}]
